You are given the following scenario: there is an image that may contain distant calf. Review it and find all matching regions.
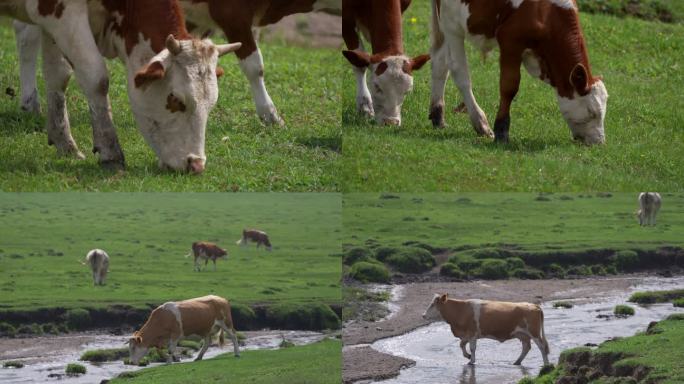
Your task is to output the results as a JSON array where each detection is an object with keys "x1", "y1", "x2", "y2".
[
  {"x1": 422, "y1": 294, "x2": 549, "y2": 366},
  {"x1": 186, "y1": 242, "x2": 228, "y2": 271},
  {"x1": 236, "y1": 229, "x2": 272, "y2": 251},
  {"x1": 638, "y1": 192, "x2": 662, "y2": 226},
  {"x1": 82, "y1": 249, "x2": 109, "y2": 286}
]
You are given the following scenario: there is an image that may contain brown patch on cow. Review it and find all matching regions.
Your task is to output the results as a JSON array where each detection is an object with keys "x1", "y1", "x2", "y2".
[
  {"x1": 166, "y1": 94, "x2": 187, "y2": 113},
  {"x1": 216, "y1": 66, "x2": 225, "y2": 78},
  {"x1": 134, "y1": 61, "x2": 165, "y2": 88},
  {"x1": 343, "y1": 0, "x2": 407, "y2": 56},
  {"x1": 38, "y1": 0, "x2": 64, "y2": 18}
]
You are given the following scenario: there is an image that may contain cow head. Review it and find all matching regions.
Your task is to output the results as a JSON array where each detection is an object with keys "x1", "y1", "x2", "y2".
[
  {"x1": 422, "y1": 293, "x2": 447, "y2": 321},
  {"x1": 557, "y1": 64, "x2": 608, "y2": 145},
  {"x1": 126, "y1": 333, "x2": 149, "y2": 364},
  {"x1": 130, "y1": 35, "x2": 241, "y2": 173},
  {"x1": 343, "y1": 50, "x2": 429, "y2": 126}
]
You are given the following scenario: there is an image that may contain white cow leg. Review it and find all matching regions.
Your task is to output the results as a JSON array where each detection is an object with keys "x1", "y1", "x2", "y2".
[
  {"x1": 446, "y1": 36, "x2": 494, "y2": 138},
  {"x1": 167, "y1": 339, "x2": 180, "y2": 362},
  {"x1": 13, "y1": 21, "x2": 41, "y2": 114},
  {"x1": 353, "y1": 65, "x2": 374, "y2": 119},
  {"x1": 40, "y1": 31, "x2": 85, "y2": 159},
  {"x1": 468, "y1": 338, "x2": 477, "y2": 365},
  {"x1": 429, "y1": 38, "x2": 449, "y2": 127},
  {"x1": 533, "y1": 338, "x2": 549, "y2": 365},
  {"x1": 459, "y1": 339, "x2": 471, "y2": 359},
  {"x1": 514, "y1": 338, "x2": 531, "y2": 365},
  {"x1": 239, "y1": 48, "x2": 284, "y2": 126},
  {"x1": 195, "y1": 334, "x2": 211, "y2": 361},
  {"x1": 91, "y1": 270, "x2": 98, "y2": 286},
  {"x1": 33, "y1": 1, "x2": 124, "y2": 168},
  {"x1": 216, "y1": 321, "x2": 240, "y2": 357}
]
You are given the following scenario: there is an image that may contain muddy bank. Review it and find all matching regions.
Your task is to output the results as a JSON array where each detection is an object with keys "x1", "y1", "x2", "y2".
[
  {"x1": 342, "y1": 275, "x2": 683, "y2": 383},
  {"x1": 257, "y1": 12, "x2": 341, "y2": 48}
]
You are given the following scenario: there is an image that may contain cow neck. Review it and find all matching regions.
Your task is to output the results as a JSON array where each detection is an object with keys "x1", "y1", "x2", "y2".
[
  {"x1": 368, "y1": 0, "x2": 404, "y2": 56},
  {"x1": 137, "y1": 309, "x2": 167, "y2": 348}
]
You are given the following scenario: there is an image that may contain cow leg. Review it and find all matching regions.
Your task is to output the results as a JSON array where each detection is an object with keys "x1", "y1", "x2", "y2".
[
  {"x1": 468, "y1": 338, "x2": 477, "y2": 365},
  {"x1": 30, "y1": 1, "x2": 124, "y2": 168},
  {"x1": 167, "y1": 339, "x2": 180, "y2": 363},
  {"x1": 514, "y1": 337, "x2": 531, "y2": 365},
  {"x1": 533, "y1": 337, "x2": 549, "y2": 365},
  {"x1": 195, "y1": 334, "x2": 211, "y2": 361},
  {"x1": 459, "y1": 339, "x2": 471, "y2": 359},
  {"x1": 39, "y1": 31, "x2": 85, "y2": 159},
  {"x1": 353, "y1": 61, "x2": 374, "y2": 118},
  {"x1": 216, "y1": 322, "x2": 240, "y2": 357},
  {"x1": 13, "y1": 21, "x2": 41, "y2": 114},
  {"x1": 212, "y1": 259, "x2": 217, "y2": 271},
  {"x1": 493, "y1": 41, "x2": 524, "y2": 144},
  {"x1": 444, "y1": 36, "x2": 493, "y2": 138},
  {"x1": 92, "y1": 270, "x2": 98, "y2": 286},
  {"x1": 429, "y1": 31, "x2": 449, "y2": 128}
]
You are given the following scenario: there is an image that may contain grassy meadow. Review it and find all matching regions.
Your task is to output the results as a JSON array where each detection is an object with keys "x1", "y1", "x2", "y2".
[
  {"x1": 343, "y1": 193, "x2": 684, "y2": 253},
  {"x1": 0, "y1": 193, "x2": 341, "y2": 312},
  {"x1": 110, "y1": 339, "x2": 341, "y2": 384},
  {"x1": 342, "y1": 2, "x2": 684, "y2": 191},
  {"x1": 0, "y1": 20, "x2": 341, "y2": 191}
]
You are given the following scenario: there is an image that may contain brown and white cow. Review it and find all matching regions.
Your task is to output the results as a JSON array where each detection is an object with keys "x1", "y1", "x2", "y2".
[
  {"x1": 127, "y1": 295, "x2": 240, "y2": 364},
  {"x1": 236, "y1": 229, "x2": 272, "y2": 251},
  {"x1": 430, "y1": 0, "x2": 608, "y2": 144},
  {"x1": 638, "y1": 192, "x2": 662, "y2": 226},
  {"x1": 81, "y1": 248, "x2": 109, "y2": 286},
  {"x1": 180, "y1": 0, "x2": 341, "y2": 126},
  {"x1": 422, "y1": 294, "x2": 550, "y2": 366},
  {"x1": 186, "y1": 241, "x2": 228, "y2": 271},
  {"x1": 342, "y1": 0, "x2": 430, "y2": 126},
  {"x1": 3, "y1": 0, "x2": 241, "y2": 172}
]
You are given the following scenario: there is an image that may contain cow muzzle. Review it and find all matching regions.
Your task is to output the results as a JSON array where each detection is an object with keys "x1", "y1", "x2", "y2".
[{"x1": 187, "y1": 156, "x2": 205, "y2": 174}]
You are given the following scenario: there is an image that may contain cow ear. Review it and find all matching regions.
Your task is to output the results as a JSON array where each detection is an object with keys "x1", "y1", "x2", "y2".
[
  {"x1": 216, "y1": 66, "x2": 225, "y2": 78},
  {"x1": 134, "y1": 61, "x2": 166, "y2": 89},
  {"x1": 343, "y1": 50, "x2": 371, "y2": 68},
  {"x1": 569, "y1": 63, "x2": 589, "y2": 94},
  {"x1": 439, "y1": 294, "x2": 447, "y2": 303},
  {"x1": 135, "y1": 336, "x2": 143, "y2": 343},
  {"x1": 409, "y1": 54, "x2": 431, "y2": 72}
]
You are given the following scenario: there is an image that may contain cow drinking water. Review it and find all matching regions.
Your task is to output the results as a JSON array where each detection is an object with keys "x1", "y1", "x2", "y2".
[
  {"x1": 186, "y1": 242, "x2": 228, "y2": 271},
  {"x1": 422, "y1": 293, "x2": 550, "y2": 366},
  {"x1": 127, "y1": 295, "x2": 240, "y2": 364},
  {"x1": 236, "y1": 229, "x2": 272, "y2": 251},
  {"x1": 638, "y1": 192, "x2": 662, "y2": 226},
  {"x1": 81, "y1": 249, "x2": 109, "y2": 286},
  {"x1": 430, "y1": 0, "x2": 608, "y2": 144}
]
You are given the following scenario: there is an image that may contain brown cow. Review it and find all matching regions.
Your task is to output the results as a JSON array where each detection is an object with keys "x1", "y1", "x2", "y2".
[
  {"x1": 186, "y1": 242, "x2": 228, "y2": 271},
  {"x1": 180, "y1": 0, "x2": 341, "y2": 126},
  {"x1": 236, "y1": 229, "x2": 272, "y2": 251},
  {"x1": 127, "y1": 295, "x2": 240, "y2": 364},
  {"x1": 430, "y1": 0, "x2": 608, "y2": 144},
  {"x1": 422, "y1": 294, "x2": 550, "y2": 366},
  {"x1": 342, "y1": 0, "x2": 430, "y2": 126}
]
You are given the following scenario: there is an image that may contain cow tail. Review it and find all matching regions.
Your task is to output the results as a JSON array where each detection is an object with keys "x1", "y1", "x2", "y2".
[
  {"x1": 430, "y1": 0, "x2": 445, "y2": 52},
  {"x1": 219, "y1": 329, "x2": 225, "y2": 347},
  {"x1": 184, "y1": 251, "x2": 191, "y2": 258},
  {"x1": 540, "y1": 307, "x2": 550, "y2": 354}
]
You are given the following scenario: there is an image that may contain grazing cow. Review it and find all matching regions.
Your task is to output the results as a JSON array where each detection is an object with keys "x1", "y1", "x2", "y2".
[
  {"x1": 236, "y1": 229, "x2": 272, "y2": 251},
  {"x1": 180, "y1": 0, "x2": 342, "y2": 126},
  {"x1": 186, "y1": 241, "x2": 228, "y2": 271},
  {"x1": 422, "y1": 294, "x2": 550, "y2": 366},
  {"x1": 430, "y1": 0, "x2": 608, "y2": 144},
  {"x1": 81, "y1": 249, "x2": 109, "y2": 286},
  {"x1": 127, "y1": 295, "x2": 240, "y2": 364},
  {"x1": 638, "y1": 192, "x2": 662, "y2": 226},
  {"x1": 342, "y1": 0, "x2": 430, "y2": 125},
  {"x1": 3, "y1": 1, "x2": 241, "y2": 172}
]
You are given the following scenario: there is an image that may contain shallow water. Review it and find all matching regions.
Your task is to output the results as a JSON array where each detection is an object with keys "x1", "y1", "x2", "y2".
[
  {"x1": 372, "y1": 276, "x2": 684, "y2": 384},
  {"x1": 0, "y1": 330, "x2": 327, "y2": 383}
]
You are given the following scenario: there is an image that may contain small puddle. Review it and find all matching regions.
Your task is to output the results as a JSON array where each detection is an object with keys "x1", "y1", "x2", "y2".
[
  {"x1": 0, "y1": 330, "x2": 328, "y2": 383},
  {"x1": 371, "y1": 276, "x2": 684, "y2": 384}
]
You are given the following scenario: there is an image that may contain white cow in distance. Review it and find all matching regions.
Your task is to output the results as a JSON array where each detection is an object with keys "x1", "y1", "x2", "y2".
[
  {"x1": 82, "y1": 249, "x2": 109, "y2": 286},
  {"x1": 637, "y1": 192, "x2": 662, "y2": 226}
]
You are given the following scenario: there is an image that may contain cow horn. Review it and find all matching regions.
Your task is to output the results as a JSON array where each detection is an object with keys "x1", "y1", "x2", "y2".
[
  {"x1": 216, "y1": 42, "x2": 242, "y2": 57},
  {"x1": 166, "y1": 35, "x2": 183, "y2": 55}
]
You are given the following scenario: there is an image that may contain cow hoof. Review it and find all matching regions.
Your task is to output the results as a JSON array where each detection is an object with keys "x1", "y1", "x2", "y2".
[
  {"x1": 429, "y1": 104, "x2": 445, "y2": 128},
  {"x1": 513, "y1": 361, "x2": 522, "y2": 366},
  {"x1": 357, "y1": 98, "x2": 374, "y2": 119},
  {"x1": 468, "y1": 361, "x2": 475, "y2": 366},
  {"x1": 100, "y1": 159, "x2": 126, "y2": 172},
  {"x1": 235, "y1": 354, "x2": 241, "y2": 358}
]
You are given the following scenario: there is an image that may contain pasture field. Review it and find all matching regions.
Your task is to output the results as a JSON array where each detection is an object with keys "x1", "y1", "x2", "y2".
[
  {"x1": 342, "y1": 2, "x2": 684, "y2": 191},
  {"x1": 0, "y1": 20, "x2": 341, "y2": 192},
  {"x1": 343, "y1": 193, "x2": 684, "y2": 254},
  {"x1": 110, "y1": 339, "x2": 341, "y2": 384},
  {"x1": 0, "y1": 193, "x2": 341, "y2": 312}
]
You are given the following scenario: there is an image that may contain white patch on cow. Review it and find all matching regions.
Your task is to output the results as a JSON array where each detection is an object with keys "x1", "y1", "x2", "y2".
[
  {"x1": 238, "y1": 49, "x2": 282, "y2": 125},
  {"x1": 470, "y1": 300, "x2": 482, "y2": 337},
  {"x1": 509, "y1": 0, "x2": 525, "y2": 8},
  {"x1": 508, "y1": 0, "x2": 577, "y2": 10},
  {"x1": 162, "y1": 302, "x2": 184, "y2": 337},
  {"x1": 422, "y1": 294, "x2": 443, "y2": 321},
  {"x1": 557, "y1": 80, "x2": 608, "y2": 144},
  {"x1": 369, "y1": 55, "x2": 414, "y2": 125},
  {"x1": 638, "y1": 192, "x2": 662, "y2": 226},
  {"x1": 521, "y1": 49, "x2": 550, "y2": 84},
  {"x1": 511, "y1": 325, "x2": 532, "y2": 338}
]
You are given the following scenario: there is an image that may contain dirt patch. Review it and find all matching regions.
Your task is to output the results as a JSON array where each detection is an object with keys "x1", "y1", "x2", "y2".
[
  {"x1": 343, "y1": 276, "x2": 649, "y2": 383},
  {"x1": 257, "y1": 12, "x2": 341, "y2": 49},
  {"x1": 343, "y1": 346, "x2": 414, "y2": 384}
]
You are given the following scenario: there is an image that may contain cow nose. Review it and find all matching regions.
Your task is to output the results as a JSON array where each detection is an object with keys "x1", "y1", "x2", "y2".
[
  {"x1": 383, "y1": 118, "x2": 400, "y2": 126},
  {"x1": 187, "y1": 157, "x2": 205, "y2": 174}
]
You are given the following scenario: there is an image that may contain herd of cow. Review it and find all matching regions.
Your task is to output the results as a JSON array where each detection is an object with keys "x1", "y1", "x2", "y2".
[{"x1": 0, "y1": 0, "x2": 608, "y2": 176}]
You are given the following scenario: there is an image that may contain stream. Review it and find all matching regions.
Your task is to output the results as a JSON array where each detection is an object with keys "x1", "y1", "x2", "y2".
[{"x1": 371, "y1": 276, "x2": 684, "y2": 384}]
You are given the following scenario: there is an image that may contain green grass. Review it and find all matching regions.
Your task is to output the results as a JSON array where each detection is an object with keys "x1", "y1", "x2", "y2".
[
  {"x1": 0, "y1": 21, "x2": 340, "y2": 191},
  {"x1": 65, "y1": 363, "x2": 86, "y2": 375},
  {"x1": 527, "y1": 316, "x2": 684, "y2": 383},
  {"x1": 0, "y1": 193, "x2": 341, "y2": 312},
  {"x1": 578, "y1": 0, "x2": 684, "y2": 23},
  {"x1": 553, "y1": 301, "x2": 574, "y2": 309},
  {"x1": 342, "y1": 3, "x2": 684, "y2": 191},
  {"x1": 343, "y1": 193, "x2": 684, "y2": 253},
  {"x1": 614, "y1": 304, "x2": 636, "y2": 316},
  {"x1": 629, "y1": 289, "x2": 684, "y2": 304},
  {"x1": 2, "y1": 361, "x2": 24, "y2": 369},
  {"x1": 110, "y1": 339, "x2": 341, "y2": 384}
]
